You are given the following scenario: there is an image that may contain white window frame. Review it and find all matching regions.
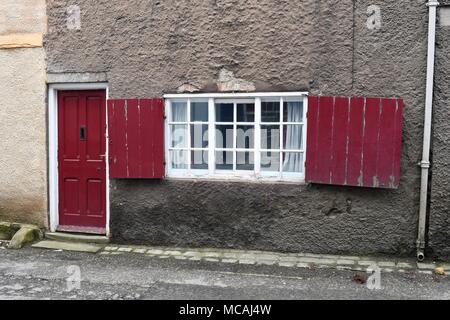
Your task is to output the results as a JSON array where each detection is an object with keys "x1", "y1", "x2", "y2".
[{"x1": 164, "y1": 92, "x2": 308, "y2": 183}]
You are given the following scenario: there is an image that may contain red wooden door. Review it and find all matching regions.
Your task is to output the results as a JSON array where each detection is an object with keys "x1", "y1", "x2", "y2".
[{"x1": 58, "y1": 90, "x2": 107, "y2": 232}]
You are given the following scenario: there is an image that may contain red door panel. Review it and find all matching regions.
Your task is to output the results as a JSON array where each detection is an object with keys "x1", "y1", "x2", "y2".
[
  {"x1": 63, "y1": 178, "x2": 80, "y2": 215},
  {"x1": 58, "y1": 90, "x2": 106, "y2": 231}
]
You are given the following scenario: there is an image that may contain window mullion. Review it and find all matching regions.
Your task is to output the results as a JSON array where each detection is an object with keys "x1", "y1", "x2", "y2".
[
  {"x1": 302, "y1": 95, "x2": 308, "y2": 174},
  {"x1": 208, "y1": 98, "x2": 215, "y2": 175},
  {"x1": 255, "y1": 97, "x2": 261, "y2": 176},
  {"x1": 187, "y1": 99, "x2": 191, "y2": 172},
  {"x1": 233, "y1": 102, "x2": 237, "y2": 172},
  {"x1": 279, "y1": 97, "x2": 284, "y2": 177}
]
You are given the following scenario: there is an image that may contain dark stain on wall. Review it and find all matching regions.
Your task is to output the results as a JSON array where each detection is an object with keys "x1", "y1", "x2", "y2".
[
  {"x1": 110, "y1": 179, "x2": 416, "y2": 256},
  {"x1": 0, "y1": 197, "x2": 48, "y2": 227}
]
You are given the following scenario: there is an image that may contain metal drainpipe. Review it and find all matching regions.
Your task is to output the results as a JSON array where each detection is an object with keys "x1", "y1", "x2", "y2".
[{"x1": 417, "y1": 0, "x2": 439, "y2": 262}]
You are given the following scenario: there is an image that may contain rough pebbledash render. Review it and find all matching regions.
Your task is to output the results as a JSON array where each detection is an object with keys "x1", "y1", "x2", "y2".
[
  {"x1": 45, "y1": 0, "x2": 442, "y2": 257},
  {"x1": 429, "y1": 2, "x2": 450, "y2": 259}
]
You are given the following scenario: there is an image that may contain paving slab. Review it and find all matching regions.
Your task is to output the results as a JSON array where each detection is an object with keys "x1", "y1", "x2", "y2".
[{"x1": 32, "y1": 240, "x2": 103, "y2": 253}]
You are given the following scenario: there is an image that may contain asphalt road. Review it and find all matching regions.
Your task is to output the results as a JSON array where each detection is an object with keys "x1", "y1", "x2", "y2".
[{"x1": 0, "y1": 247, "x2": 449, "y2": 300}]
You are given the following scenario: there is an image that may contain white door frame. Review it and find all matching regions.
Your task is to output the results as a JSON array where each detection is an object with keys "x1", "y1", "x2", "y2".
[{"x1": 48, "y1": 83, "x2": 110, "y2": 236}]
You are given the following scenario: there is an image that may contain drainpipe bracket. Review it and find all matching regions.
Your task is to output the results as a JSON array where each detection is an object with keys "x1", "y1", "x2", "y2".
[
  {"x1": 419, "y1": 161, "x2": 431, "y2": 169},
  {"x1": 426, "y1": 1, "x2": 440, "y2": 7}
]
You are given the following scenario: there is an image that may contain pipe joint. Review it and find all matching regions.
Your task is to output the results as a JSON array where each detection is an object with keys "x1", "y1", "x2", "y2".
[
  {"x1": 417, "y1": 240, "x2": 426, "y2": 261},
  {"x1": 417, "y1": 239, "x2": 426, "y2": 249}
]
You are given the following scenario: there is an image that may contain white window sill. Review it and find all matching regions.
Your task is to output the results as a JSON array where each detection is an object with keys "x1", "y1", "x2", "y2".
[{"x1": 165, "y1": 173, "x2": 306, "y2": 185}]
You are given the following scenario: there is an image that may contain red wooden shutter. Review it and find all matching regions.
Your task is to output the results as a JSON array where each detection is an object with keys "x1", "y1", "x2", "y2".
[
  {"x1": 305, "y1": 96, "x2": 403, "y2": 189},
  {"x1": 108, "y1": 98, "x2": 165, "y2": 179}
]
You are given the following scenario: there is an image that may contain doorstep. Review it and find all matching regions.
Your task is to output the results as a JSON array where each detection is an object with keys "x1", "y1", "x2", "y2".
[
  {"x1": 45, "y1": 232, "x2": 109, "y2": 244},
  {"x1": 30, "y1": 231, "x2": 109, "y2": 253},
  {"x1": 32, "y1": 240, "x2": 104, "y2": 253},
  {"x1": 99, "y1": 245, "x2": 450, "y2": 275}
]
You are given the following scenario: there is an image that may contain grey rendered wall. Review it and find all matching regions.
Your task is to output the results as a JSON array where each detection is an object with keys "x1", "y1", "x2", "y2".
[
  {"x1": 429, "y1": 4, "x2": 450, "y2": 260},
  {"x1": 46, "y1": 0, "x2": 430, "y2": 256}
]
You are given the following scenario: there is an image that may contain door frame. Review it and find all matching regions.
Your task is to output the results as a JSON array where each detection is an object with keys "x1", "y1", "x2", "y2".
[{"x1": 48, "y1": 83, "x2": 110, "y2": 235}]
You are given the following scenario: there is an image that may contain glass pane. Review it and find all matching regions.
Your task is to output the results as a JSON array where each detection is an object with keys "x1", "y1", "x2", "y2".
[
  {"x1": 282, "y1": 152, "x2": 303, "y2": 173},
  {"x1": 191, "y1": 151, "x2": 208, "y2": 170},
  {"x1": 191, "y1": 101, "x2": 208, "y2": 122},
  {"x1": 261, "y1": 151, "x2": 280, "y2": 172},
  {"x1": 170, "y1": 150, "x2": 188, "y2": 169},
  {"x1": 216, "y1": 125, "x2": 233, "y2": 149},
  {"x1": 215, "y1": 103, "x2": 234, "y2": 122},
  {"x1": 236, "y1": 125, "x2": 254, "y2": 149},
  {"x1": 170, "y1": 125, "x2": 187, "y2": 148},
  {"x1": 261, "y1": 101, "x2": 280, "y2": 122},
  {"x1": 216, "y1": 151, "x2": 233, "y2": 170},
  {"x1": 236, "y1": 152, "x2": 254, "y2": 171},
  {"x1": 191, "y1": 124, "x2": 208, "y2": 148},
  {"x1": 261, "y1": 125, "x2": 280, "y2": 150},
  {"x1": 283, "y1": 100, "x2": 303, "y2": 122},
  {"x1": 237, "y1": 103, "x2": 255, "y2": 122},
  {"x1": 283, "y1": 125, "x2": 303, "y2": 150},
  {"x1": 171, "y1": 101, "x2": 187, "y2": 122}
]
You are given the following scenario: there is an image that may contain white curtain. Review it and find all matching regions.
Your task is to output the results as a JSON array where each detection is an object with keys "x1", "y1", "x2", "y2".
[
  {"x1": 283, "y1": 101, "x2": 303, "y2": 173},
  {"x1": 172, "y1": 102, "x2": 187, "y2": 169}
]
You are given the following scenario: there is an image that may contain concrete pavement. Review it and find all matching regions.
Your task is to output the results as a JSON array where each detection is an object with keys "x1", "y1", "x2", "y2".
[{"x1": 0, "y1": 246, "x2": 449, "y2": 300}]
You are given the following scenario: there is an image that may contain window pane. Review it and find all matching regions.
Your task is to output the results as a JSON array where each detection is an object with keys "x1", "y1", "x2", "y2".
[
  {"x1": 261, "y1": 151, "x2": 280, "y2": 172},
  {"x1": 215, "y1": 103, "x2": 234, "y2": 122},
  {"x1": 283, "y1": 125, "x2": 303, "y2": 150},
  {"x1": 191, "y1": 124, "x2": 208, "y2": 148},
  {"x1": 170, "y1": 150, "x2": 188, "y2": 169},
  {"x1": 191, "y1": 101, "x2": 208, "y2": 122},
  {"x1": 237, "y1": 103, "x2": 255, "y2": 122},
  {"x1": 261, "y1": 125, "x2": 280, "y2": 150},
  {"x1": 216, "y1": 125, "x2": 233, "y2": 149},
  {"x1": 191, "y1": 151, "x2": 208, "y2": 170},
  {"x1": 170, "y1": 125, "x2": 187, "y2": 148},
  {"x1": 171, "y1": 101, "x2": 187, "y2": 122},
  {"x1": 216, "y1": 151, "x2": 233, "y2": 170},
  {"x1": 236, "y1": 125, "x2": 254, "y2": 149},
  {"x1": 261, "y1": 101, "x2": 280, "y2": 122},
  {"x1": 236, "y1": 152, "x2": 254, "y2": 171},
  {"x1": 283, "y1": 100, "x2": 303, "y2": 122},
  {"x1": 282, "y1": 152, "x2": 303, "y2": 173}
]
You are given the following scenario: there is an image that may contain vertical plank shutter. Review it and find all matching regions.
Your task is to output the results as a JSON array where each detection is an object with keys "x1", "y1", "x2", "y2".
[
  {"x1": 108, "y1": 98, "x2": 165, "y2": 179},
  {"x1": 305, "y1": 96, "x2": 403, "y2": 189}
]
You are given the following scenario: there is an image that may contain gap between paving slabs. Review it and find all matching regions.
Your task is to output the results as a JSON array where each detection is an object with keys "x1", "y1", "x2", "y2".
[{"x1": 100, "y1": 245, "x2": 449, "y2": 275}]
